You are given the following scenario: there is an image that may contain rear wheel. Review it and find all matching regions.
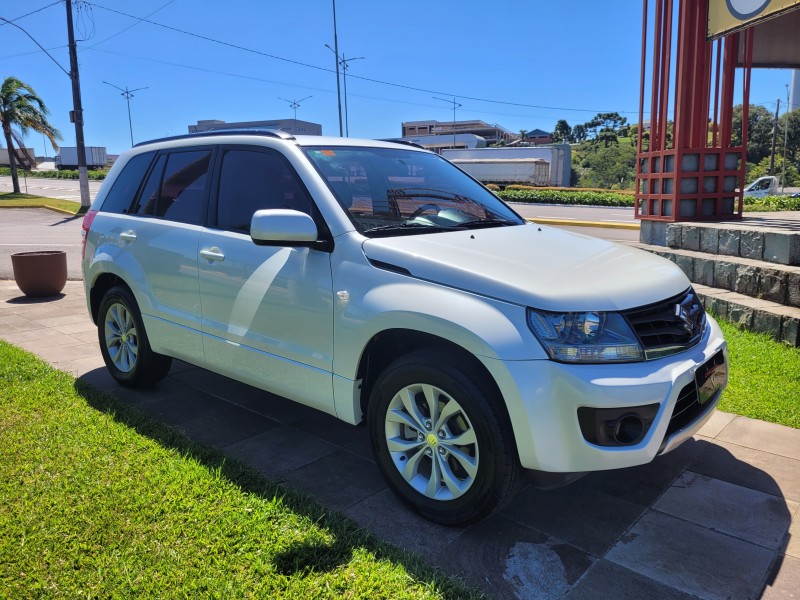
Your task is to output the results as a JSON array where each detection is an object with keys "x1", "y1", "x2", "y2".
[
  {"x1": 368, "y1": 349, "x2": 521, "y2": 526},
  {"x1": 97, "y1": 285, "x2": 172, "y2": 387}
]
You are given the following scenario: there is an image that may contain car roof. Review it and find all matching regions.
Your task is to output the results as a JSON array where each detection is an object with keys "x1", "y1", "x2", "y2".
[{"x1": 134, "y1": 128, "x2": 425, "y2": 152}]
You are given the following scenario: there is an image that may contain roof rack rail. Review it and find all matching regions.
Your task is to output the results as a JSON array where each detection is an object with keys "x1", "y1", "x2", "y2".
[
  {"x1": 134, "y1": 127, "x2": 296, "y2": 148},
  {"x1": 379, "y1": 138, "x2": 425, "y2": 149}
]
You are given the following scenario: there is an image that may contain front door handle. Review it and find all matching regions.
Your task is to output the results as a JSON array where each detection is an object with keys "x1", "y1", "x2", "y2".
[
  {"x1": 200, "y1": 247, "x2": 225, "y2": 262},
  {"x1": 119, "y1": 230, "x2": 137, "y2": 242}
]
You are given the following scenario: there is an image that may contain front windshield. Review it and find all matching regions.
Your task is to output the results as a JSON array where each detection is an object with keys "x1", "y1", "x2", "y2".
[{"x1": 303, "y1": 146, "x2": 525, "y2": 236}]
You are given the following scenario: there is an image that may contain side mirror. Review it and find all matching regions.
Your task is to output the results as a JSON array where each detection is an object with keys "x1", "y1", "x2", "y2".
[{"x1": 250, "y1": 209, "x2": 318, "y2": 246}]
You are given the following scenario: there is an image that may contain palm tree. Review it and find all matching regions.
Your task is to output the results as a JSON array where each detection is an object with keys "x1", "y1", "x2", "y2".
[{"x1": 0, "y1": 77, "x2": 62, "y2": 194}]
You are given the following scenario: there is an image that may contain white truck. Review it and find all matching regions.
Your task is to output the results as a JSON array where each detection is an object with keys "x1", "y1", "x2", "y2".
[
  {"x1": 743, "y1": 176, "x2": 778, "y2": 198},
  {"x1": 448, "y1": 158, "x2": 550, "y2": 187},
  {"x1": 56, "y1": 146, "x2": 108, "y2": 170}
]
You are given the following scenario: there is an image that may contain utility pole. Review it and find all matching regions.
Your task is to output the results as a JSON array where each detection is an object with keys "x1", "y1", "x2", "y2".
[
  {"x1": 769, "y1": 98, "x2": 780, "y2": 175},
  {"x1": 103, "y1": 82, "x2": 148, "y2": 147},
  {"x1": 65, "y1": 0, "x2": 90, "y2": 211},
  {"x1": 433, "y1": 96, "x2": 462, "y2": 149},
  {"x1": 332, "y1": 0, "x2": 343, "y2": 136}
]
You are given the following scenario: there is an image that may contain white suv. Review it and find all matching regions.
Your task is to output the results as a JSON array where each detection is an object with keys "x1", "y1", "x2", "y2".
[{"x1": 82, "y1": 130, "x2": 728, "y2": 525}]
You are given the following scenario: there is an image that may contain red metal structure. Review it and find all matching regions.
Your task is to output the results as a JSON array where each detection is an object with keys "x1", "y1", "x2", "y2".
[{"x1": 635, "y1": 0, "x2": 753, "y2": 222}]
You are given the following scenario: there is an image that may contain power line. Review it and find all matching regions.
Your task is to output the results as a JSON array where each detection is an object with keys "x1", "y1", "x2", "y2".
[
  {"x1": 85, "y1": 0, "x2": 176, "y2": 49},
  {"x1": 86, "y1": 2, "x2": 637, "y2": 115},
  {"x1": 82, "y1": 46, "x2": 640, "y2": 123},
  {"x1": 0, "y1": 17, "x2": 70, "y2": 76},
  {"x1": 0, "y1": 0, "x2": 62, "y2": 26}
]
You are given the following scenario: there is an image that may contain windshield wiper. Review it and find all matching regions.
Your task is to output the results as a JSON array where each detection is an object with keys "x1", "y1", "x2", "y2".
[
  {"x1": 364, "y1": 222, "x2": 457, "y2": 236},
  {"x1": 456, "y1": 218, "x2": 520, "y2": 229}
]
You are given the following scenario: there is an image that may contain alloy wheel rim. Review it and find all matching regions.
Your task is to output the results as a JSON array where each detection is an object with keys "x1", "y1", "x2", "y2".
[
  {"x1": 104, "y1": 302, "x2": 139, "y2": 373},
  {"x1": 384, "y1": 383, "x2": 479, "y2": 501}
]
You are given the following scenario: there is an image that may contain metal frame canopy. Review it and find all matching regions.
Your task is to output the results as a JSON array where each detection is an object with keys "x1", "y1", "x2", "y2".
[
  {"x1": 635, "y1": 0, "x2": 799, "y2": 223},
  {"x1": 708, "y1": 0, "x2": 800, "y2": 42}
]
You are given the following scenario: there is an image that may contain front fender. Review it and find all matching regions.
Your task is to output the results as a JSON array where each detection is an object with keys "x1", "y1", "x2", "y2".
[{"x1": 332, "y1": 266, "x2": 548, "y2": 381}]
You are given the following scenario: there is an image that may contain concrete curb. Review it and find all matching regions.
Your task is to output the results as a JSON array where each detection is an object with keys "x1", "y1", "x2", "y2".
[
  {"x1": 0, "y1": 204, "x2": 78, "y2": 216},
  {"x1": 527, "y1": 217, "x2": 640, "y2": 230}
]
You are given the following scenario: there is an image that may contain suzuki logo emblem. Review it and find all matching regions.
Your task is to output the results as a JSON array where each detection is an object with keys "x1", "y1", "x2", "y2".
[{"x1": 675, "y1": 302, "x2": 695, "y2": 335}]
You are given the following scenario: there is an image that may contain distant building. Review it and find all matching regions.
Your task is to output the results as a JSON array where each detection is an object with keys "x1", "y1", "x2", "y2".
[
  {"x1": 188, "y1": 118, "x2": 322, "y2": 136},
  {"x1": 442, "y1": 145, "x2": 573, "y2": 188},
  {"x1": 522, "y1": 128, "x2": 553, "y2": 145},
  {"x1": 401, "y1": 119, "x2": 516, "y2": 146},
  {"x1": 399, "y1": 133, "x2": 487, "y2": 153}
]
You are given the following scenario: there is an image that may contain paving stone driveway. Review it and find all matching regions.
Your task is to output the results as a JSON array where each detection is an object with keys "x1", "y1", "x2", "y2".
[{"x1": 1, "y1": 279, "x2": 798, "y2": 599}]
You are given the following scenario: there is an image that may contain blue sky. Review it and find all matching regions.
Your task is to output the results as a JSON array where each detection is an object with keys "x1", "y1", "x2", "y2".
[{"x1": 2, "y1": 0, "x2": 794, "y2": 155}]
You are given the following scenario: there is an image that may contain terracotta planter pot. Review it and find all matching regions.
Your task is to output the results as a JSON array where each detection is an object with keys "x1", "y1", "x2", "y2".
[{"x1": 11, "y1": 250, "x2": 68, "y2": 297}]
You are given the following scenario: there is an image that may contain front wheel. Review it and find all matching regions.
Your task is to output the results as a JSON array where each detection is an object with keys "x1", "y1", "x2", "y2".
[
  {"x1": 97, "y1": 285, "x2": 172, "y2": 387},
  {"x1": 368, "y1": 349, "x2": 521, "y2": 526}
]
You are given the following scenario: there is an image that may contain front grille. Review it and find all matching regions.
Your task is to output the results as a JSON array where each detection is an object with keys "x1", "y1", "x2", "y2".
[
  {"x1": 665, "y1": 379, "x2": 714, "y2": 437},
  {"x1": 623, "y1": 288, "x2": 705, "y2": 359}
]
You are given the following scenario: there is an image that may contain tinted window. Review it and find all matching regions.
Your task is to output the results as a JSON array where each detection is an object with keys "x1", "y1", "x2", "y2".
[
  {"x1": 217, "y1": 149, "x2": 312, "y2": 233},
  {"x1": 132, "y1": 150, "x2": 211, "y2": 224},
  {"x1": 159, "y1": 151, "x2": 211, "y2": 224},
  {"x1": 99, "y1": 151, "x2": 154, "y2": 214},
  {"x1": 134, "y1": 155, "x2": 166, "y2": 217}
]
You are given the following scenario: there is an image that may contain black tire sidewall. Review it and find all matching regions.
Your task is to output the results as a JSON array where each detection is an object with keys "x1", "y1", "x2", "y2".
[
  {"x1": 368, "y1": 351, "x2": 514, "y2": 525},
  {"x1": 97, "y1": 285, "x2": 161, "y2": 386}
]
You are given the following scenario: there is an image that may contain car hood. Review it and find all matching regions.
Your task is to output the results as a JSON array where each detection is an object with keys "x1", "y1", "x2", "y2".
[{"x1": 361, "y1": 223, "x2": 690, "y2": 311}]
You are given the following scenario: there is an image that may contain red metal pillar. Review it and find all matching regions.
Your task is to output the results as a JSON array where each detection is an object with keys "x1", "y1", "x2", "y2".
[{"x1": 636, "y1": 0, "x2": 750, "y2": 223}]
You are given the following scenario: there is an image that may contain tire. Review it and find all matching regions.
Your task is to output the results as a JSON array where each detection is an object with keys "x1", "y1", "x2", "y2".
[
  {"x1": 97, "y1": 285, "x2": 172, "y2": 387},
  {"x1": 368, "y1": 349, "x2": 521, "y2": 526}
]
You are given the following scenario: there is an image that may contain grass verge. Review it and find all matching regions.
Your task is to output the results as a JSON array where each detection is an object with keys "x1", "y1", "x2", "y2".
[
  {"x1": 716, "y1": 320, "x2": 800, "y2": 429},
  {"x1": 0, "y1": 341, "x2": 480, "y2": 599},
  {"x1": 0, "y1": 192, "x2": 81, "y2": 215}
]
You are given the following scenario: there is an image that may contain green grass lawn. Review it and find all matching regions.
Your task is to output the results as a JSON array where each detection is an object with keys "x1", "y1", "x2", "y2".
[
  {"x1": 0, "y1": 341, "x2": 480, "y2": 599},
  {"x1": 717, "y1": 320, "x2": 800, "y2": 428},
  {"x1": 0, "y1": 192, "x2": 81, "y2": 215}
]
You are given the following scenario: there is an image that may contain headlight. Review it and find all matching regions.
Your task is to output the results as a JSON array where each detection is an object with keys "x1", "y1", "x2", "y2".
[{"x1": 527, "y1": 309, "x2": 643, "y2": 363}]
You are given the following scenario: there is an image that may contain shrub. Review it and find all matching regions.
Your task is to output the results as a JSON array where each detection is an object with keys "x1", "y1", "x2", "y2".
[
  {"x1": 743, "y1": 194, "x2": 800, "y2": 211},
  {"x1": 0, "y1": 167, "x2": 107, "y2": 180},
  {"x1": 496, "y1": 188, "x2": 635, "y2": 207}
]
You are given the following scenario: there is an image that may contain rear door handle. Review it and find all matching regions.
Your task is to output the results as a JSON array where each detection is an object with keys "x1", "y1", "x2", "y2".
[
  {"x1": 119, "y1": 230, "x2": 137, "y2": 242},
  {"x1": 200, "y1": 247, "x2": 225, "y2": 262}
]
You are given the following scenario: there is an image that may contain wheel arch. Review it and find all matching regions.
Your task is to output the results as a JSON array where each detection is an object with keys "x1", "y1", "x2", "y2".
[
  {"x1": 88, "y1": 272, "x2": 129, "y2": 324},
  {"x1": 354, "y1": 329, "x2": 510, "y2": 430}
]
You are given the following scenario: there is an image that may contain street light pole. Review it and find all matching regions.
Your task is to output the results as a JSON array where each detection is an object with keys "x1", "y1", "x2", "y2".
[
  {"x1": 341, "y1": 54, "x2": 365, "y2": 137},
  {"x1": 278, "y1": 96, "x2": 312, "y2": 122},
  {"x1": 433, "y1": 96, "x2": 462, "y2": 149},
  {"x1": 103, "y1": 82, "x2": 148, "y2": 147},
  {"x1": 332, "y1": 0, "x2": 343, "y2": 136},
  {"x1": 326, "y1": 45, "x2": 364, "y2": 138}
]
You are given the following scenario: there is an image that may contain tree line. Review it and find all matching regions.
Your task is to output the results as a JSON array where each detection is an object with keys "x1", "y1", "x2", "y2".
[{"x1": 552, "y1": 106, "x2": 800, "y2": 189}]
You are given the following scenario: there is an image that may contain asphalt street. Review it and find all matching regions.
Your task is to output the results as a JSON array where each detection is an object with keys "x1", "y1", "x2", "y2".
[{"x1": 0, "y1": 175, "x2": 103, "y2": 202}]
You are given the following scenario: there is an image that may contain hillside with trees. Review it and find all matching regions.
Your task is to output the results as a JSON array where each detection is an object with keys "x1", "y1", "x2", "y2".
[{"x1": 554, "y1": 104, "x2": 800, "y2": 189}]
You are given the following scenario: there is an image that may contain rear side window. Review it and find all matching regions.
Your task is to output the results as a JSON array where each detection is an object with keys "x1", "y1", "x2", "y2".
[
  {"x1": 99, "y1": 151, "x2": 154, "y2": 214},
  {"x1": 133, "y1": 150, "x2": 212, "y2": 224},
  {"x1": 216, "y1": 149, "x2": 312, "y2": 233}
]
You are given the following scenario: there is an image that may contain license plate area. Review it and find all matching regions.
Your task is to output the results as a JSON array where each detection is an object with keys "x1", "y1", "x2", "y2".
[{"x1": 695, "y1": 349, "x2": 727, "y2": 405}]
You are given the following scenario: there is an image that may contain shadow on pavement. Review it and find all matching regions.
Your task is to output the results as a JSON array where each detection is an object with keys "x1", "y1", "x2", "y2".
[{"x1": 72, "y1": 366, "x2": 794, "y2": 599}]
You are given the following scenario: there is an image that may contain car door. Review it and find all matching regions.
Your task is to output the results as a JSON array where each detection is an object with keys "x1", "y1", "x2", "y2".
[
  {"x1": 197, "y1": 146, "x2": 335, "y2": 414},
  {"x1": 119, "y1": 148, "x2": 212, "y2": 364}
]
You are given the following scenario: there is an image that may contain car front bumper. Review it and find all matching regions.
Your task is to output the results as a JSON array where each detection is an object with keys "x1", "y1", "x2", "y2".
[{"x1": 484, "y1": 315, "x2": 727, "y2": 473}]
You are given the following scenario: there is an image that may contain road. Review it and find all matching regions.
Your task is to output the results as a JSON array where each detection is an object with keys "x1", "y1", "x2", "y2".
[
  {"x1": 0, "y1": 175, "x2": 103, "y2": 202},
  {"x1": 0, "y1": 208, "x2": 84, "y2": 280}
]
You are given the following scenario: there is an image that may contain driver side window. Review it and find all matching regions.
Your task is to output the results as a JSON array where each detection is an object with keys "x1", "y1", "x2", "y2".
[{"x1": 216, "y1": 149, "x2": 312, "y2": 233}]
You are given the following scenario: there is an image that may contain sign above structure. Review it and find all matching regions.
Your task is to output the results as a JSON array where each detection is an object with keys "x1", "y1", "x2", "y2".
[{"x1": 707, "y1": 0, "x2": 800, "y2": 39}]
